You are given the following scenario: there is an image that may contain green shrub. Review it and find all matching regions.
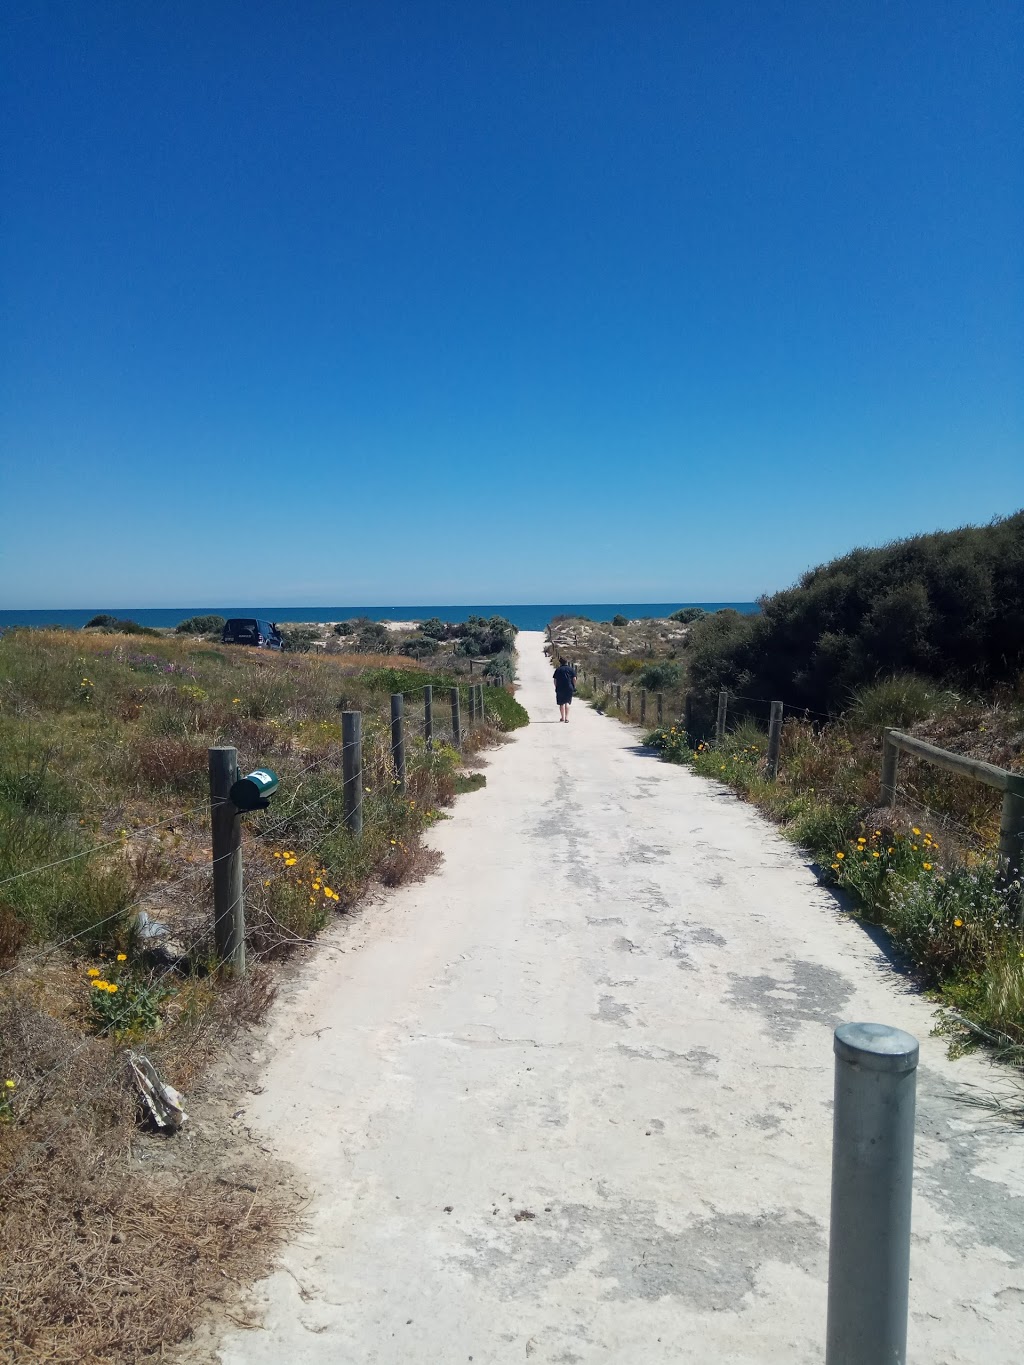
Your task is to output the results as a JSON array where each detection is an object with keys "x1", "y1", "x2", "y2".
[
  {"x1": 279, "y1": 625, "x2": 322, "y2": 653},
  {"x1": 358, "y1": 667, "x2": 449, "y2": 694},
  {"x1": 483, "y1": 687, "x2": 529, "y2": 731},
  {"x1": 85, "y1": 615, "x2": 161, "y2": 637},
  {"x1": 644, "y1": 726, "x2": 694, "y2": 762},
  {"x1": 669, "y1": 607, "x2": 706, "y2": 624},
  {"x1": 685, "y1": 512, "x2": 1024, "y2": 717},
  {"x1": 175, "y1": 615, "x2": 225, "y2": 635},
  {"x1": 639, "y1": 661, "x2": 680, "y2": 691},
  {"x1": 786, "y1": 801, "x2": 859, "y2": 862},
  {"x1": 455, "y1": 615, "x2": 518, "y2": 656},
  {"x1": 355, "y1": 622, "x2": 393, "y2": 653},
  {"x1": 846, "y1": 675, "x2": 953, "y2": 731},
  {"x1": 612, "y1": 614, "x2": 628, "y2": 627},
  {"x1": 403, "y1": 636, "x2": 440, "y2": 659},
  {"x1": 482, "y1": 652, "x2": 515, "y2": 683},
  {"x1": 886, "y1": 861, "x2": 1017, "y2": 984}
]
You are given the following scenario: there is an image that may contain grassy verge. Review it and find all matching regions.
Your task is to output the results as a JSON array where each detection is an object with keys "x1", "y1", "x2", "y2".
[
  {"x1": 640, "y1": 696, "x2": 1024, "y2": 1060},
  {"x1": 0, "y1": 627, "x2": 526, "y2": 1358}
]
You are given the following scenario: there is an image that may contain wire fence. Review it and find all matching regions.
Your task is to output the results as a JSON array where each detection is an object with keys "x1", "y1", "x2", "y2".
[{"x1": 0, "y1": 681, "x2": 504, "y2": 1183}]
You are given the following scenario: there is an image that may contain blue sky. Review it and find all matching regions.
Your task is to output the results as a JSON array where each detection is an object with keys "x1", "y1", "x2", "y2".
[{"x1": 2, "y1": 1, "x2": 1021, "y2": 608}]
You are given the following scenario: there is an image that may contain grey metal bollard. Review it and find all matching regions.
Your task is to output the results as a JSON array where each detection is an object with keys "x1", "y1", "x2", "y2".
[{"x1": 826, "y1": 1022, "x2": 919, "y2": 1365}]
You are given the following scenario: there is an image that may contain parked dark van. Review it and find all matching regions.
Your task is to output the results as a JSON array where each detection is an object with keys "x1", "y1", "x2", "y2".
[{"x1": 221, "y1": 618, "x2": 284, "y2": 650}]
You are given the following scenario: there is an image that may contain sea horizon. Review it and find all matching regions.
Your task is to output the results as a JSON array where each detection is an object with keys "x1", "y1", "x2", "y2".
[{"x1": 0, "y1": 602, "x2": 759, "y2": 633}]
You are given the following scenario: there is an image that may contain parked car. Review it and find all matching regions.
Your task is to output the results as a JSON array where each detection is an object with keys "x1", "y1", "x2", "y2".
[{"x1": 221, "y1": 618, "x2": 284, "y2": 650}]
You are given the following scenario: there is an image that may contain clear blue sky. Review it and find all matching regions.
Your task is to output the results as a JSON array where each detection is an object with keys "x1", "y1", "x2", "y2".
[{"x1": 2, "y1": 1, "x2": 1021, "y2": 608}]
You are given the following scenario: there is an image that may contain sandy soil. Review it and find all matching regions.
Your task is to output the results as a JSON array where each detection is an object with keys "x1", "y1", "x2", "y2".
[{"x1": 191, "y1": 632, "x2": 1024, "y2": 1365}]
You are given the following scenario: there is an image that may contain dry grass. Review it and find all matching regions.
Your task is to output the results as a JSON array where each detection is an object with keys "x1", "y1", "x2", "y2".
[
  {"x1": 0, "y1": 627, "x2": 514, "y2": 1361},
  {"x1": 0, "y1": 969, "x2": 289, "y2": 1363}
]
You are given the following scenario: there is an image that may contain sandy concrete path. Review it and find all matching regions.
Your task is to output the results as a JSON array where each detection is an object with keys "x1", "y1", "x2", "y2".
[{"x1": 209, "y1": 632, "x2": 1024, "y2": 1364}]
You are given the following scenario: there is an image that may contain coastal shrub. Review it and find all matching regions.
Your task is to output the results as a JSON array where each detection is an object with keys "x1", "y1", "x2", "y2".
[
  {"x1": 403, "y1": 636, "x2": 441, "y2": 659},
  {"x1": 279, "y1": 625, "x2": 322, "y2": 653},
  {"x1": 639, "y1": 661, "x2": 680, "y2": 691},
  {"x1": 685, "y1": 512, "x2": 1024, "y2": 716},
  {"x1": 84, "y1": 615, "x2": 161, "y2": 637},
  {"x1": 884, "y1": 860, "x2": 1016, "y2": 982},
  {"x1": 669, "y1": 607, "x2": 706, "y2": 624},
  {"x1": 455, "y1": 615, "x2": 517, "y2": 656},
  {"x1": 482, "y1": 652, "x2": 515, "y2": 683},
  {"x1": 846, "y1": 675, "x2": 953, "y2": 731},
  {"x1": 355, "y1": 622, "x2": 393, "y2": 654},
  {"x1": 482, "y1": 687, "x2": 529, "y2": 731},
  {"x1": 611, "y1": 614, "x2": 628, "y2": 627},
  {"x1": 175, "y1": 615, "x2": 225, "y2": 635}
]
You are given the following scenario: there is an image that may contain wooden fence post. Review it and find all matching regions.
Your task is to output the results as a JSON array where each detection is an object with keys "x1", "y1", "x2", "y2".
[
  {"x1": 998, "y1": 776, "x2": 1024, "y2": 885},
  {"x1": 716, "y1": 690, "x2": 728, "y2": 745},
  {"x1": 342, "y1": 711, "x2": 363, "y2": 834},
  {"x1": 626, "y1": 689, "x2": 632, "y2": 717},
  {"x1": 209, "y1": 746, "x2": 245, "y2": 975},
  {"x1": 390, "y1": 693, "x2": 406, "y2": 795},
  {"x1": 767, "y1": 701, "x2": 784, "y2": 780},
  {"x1": 450, "y1": 687, "x2": 462, "y2": 748},
  {"x1": 657, "y1": 693, "x2": 664, "y2": 725},
  {"x1": 423, "y1": 685, "x2": 433, "y2": 750},
  {"x1": 640, "y1": 689, "x2": 647, "y2": 724},
  {"x1": 880, "y1": 729, "x2": 899, "y2": 806}
]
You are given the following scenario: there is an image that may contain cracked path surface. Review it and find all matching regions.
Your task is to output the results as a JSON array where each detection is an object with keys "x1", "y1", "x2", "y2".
[{"x1": 206, "y1": 632, "x2": 1024, "y2": 1364}]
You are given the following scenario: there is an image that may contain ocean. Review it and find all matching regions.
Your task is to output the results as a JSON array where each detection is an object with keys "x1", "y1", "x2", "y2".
[{"x1": 0, "y1": 603, "x2": 758, "y2": 632}]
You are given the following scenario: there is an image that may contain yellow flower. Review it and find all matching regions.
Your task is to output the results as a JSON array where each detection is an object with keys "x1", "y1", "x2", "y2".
[
  {"x1": 87, "y1": 967, "x2": 100, "y2": 977},
  {"x1": 106, "y1": 983, "x2": 118, "y2": 994},
  {"x1": 92, "y1": 979, "x2": 108, "y2": 989},
  {"x1": 232, "y1": 698, "x2": 240, "y2": 704},
  {"x1": 830, "y1": 863, "x2": 840, "y2": 871},
  {"x1": 284, "y1": 858, "x2": 297, "y2": 867},
  {"x1": 912, "y1": 827, "x2": 921, "y2": 836},
  {"x1": 911, "y1": 845, "x2": 918, "y2": 852},
  {"x1": 273, "y1": 851, "x2": 281, "y2": 858},
  {"x1": 954, "y1": 918, "x2": 963, "y2": 928},
  {"x1": 835, "y1": 852, "x2": 845, "y2": 860},
  {"x1": 872, "y1": 852, "x2": 880, "y2": 858},
  {"x1": 116, "y1": 953, "x2": 127, "y2": 962},
  {"x1": 4, "y1": 1079, "x2": 15, "y2": 1089},
  {"x1": 923, "y1": 863, "x2": 932, "y2": 871}
]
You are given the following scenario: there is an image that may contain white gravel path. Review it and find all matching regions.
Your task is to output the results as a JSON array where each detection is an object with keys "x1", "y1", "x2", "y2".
[{"x1": 206, "y1": 631, "x2": 1024, "y2": 1364}]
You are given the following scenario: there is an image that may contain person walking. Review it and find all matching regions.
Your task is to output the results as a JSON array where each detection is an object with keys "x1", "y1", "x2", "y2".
[{"x1": 553, "y1": 656, "x2": 576, "y2": 723}]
